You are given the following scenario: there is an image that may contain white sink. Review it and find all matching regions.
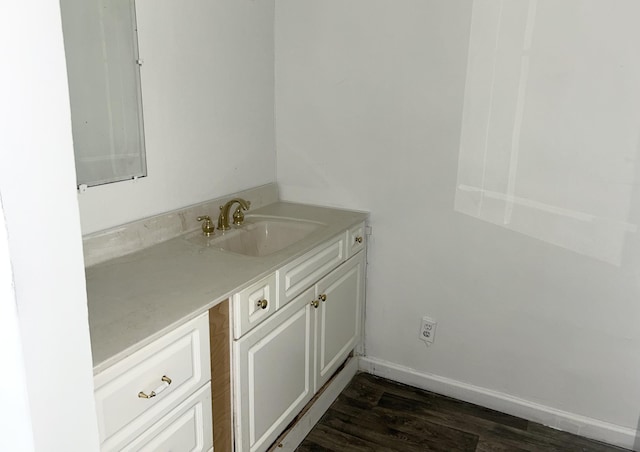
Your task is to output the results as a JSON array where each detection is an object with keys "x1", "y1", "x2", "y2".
[{"x1": 186, "y1": 216, "x2": 325, "y2": 257}]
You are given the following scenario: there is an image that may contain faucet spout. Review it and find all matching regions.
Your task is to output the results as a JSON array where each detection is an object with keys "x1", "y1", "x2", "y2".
[{"x1": 218, "y1": 198, "x2": 251, "y2": 230}]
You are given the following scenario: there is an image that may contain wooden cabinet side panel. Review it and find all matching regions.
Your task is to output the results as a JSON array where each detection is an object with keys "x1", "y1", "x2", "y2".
[{"x1": 210, "y1": 300, "x2": 232, "y2": 452}]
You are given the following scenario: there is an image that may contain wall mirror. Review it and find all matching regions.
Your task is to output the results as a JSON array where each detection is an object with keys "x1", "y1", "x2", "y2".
[{"x1": 60, "y1": 0, "x2": 147, "y2": 187}]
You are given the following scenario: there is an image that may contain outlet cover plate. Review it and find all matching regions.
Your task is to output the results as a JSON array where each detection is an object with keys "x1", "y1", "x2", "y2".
[{"x1": 419, "y1": 316, "x2": 437, "y2": 345}]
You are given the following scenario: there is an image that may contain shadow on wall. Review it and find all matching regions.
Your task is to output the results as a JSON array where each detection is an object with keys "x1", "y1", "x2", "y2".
[{"x1": 454, "y1": 0, "x2": 640, "y2": 266}]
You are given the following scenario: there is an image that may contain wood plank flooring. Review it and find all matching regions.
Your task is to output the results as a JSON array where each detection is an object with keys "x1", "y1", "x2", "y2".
[{"x1": 296, "y1": 373, "x2": 630, "y2": 452}]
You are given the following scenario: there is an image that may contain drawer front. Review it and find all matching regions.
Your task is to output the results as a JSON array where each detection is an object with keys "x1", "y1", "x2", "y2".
[
  {"x1": 347, "y1": 222, "x2": 366, "y2": 258},
  {"x1": 94, "y1": 313, "x2": 210, "y2": 446},
  {"x1": 278, "y1": 235, "x2": 345, "y2": 308},
  {"x1": 233, "y1": 273, "x2": 277, "y2": 339},
  {"x1": 119, "y1": 383, "x2": 213, "y2": 452}
]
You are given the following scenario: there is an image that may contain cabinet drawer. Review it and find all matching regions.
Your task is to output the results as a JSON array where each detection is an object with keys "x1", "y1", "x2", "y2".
[
  {"x1": 119, "y1": 383, "x2": 213, "y2": 452},
  {"x1": 233, "y1": 273, "x2": 277, "y2": 339},
  {"x1": 94, "y1": 313, "x2": 210, "y2": 447},
  {"x1": 278, "y1": 234, "x2": 345, "y2": 307},
  {"x1": 347, "y1": 222, "x2": 366, "y2": 258}
]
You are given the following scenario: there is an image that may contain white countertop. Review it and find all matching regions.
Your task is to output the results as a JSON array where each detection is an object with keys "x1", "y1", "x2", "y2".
[{"x1": 87, "y1": 202, "x2": 367, "y2": 374}]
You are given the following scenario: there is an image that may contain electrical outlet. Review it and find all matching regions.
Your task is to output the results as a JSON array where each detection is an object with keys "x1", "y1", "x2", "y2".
[{"x1": 419, "y1": 317, "x2": 437, "y2": 345}]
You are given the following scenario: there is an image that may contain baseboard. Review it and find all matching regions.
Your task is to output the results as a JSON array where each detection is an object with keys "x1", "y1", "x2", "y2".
[
  {"x1": 359, "y1": 356, "x2": 638, "y2": 451},
  {"x1": 271, "y1": 357, "x2": 359, "y2": 451}
]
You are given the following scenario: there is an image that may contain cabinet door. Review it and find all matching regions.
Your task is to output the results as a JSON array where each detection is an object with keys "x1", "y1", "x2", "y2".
[
  {"x1": 315, "y1": 252, "x2": 364, "y2": 392},
  {"x1": 234, "y1": 287, "x2": 316, "y2": 452}
]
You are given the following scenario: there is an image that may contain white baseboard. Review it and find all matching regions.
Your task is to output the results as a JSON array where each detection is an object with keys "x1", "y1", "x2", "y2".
[
  {"x1": 273, "y1": 357, "x2": 359, "y2": 452},
  {"x1": 359, "y1": 356, "x2": 638, "y2": 451}
]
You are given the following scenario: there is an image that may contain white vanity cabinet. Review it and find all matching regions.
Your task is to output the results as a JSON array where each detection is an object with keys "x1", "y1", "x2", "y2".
[
  {"x1": 86, "y1": 200, "x2": 369, "y2": 452},
  {"x1": 94, "y1": 312, "x2": 213, "y2": 452},
  {"x1": 233, "y1": 224, "x2": 366, "y2": 452}
]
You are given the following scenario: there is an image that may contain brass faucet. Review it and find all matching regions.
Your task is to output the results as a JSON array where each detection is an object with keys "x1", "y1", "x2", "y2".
[{"x1": 217, "y1": 198, "x2": 251, "y2": 231}]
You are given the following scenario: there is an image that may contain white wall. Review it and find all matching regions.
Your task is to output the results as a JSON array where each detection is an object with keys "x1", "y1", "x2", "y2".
[
  {"x1": 275, "y1": 0, "x2": 640, "y2": 439},
  {"x1": 456, "y1": 0, "x2": 640, "y2": 267},
  {"x1": 0, "y1": 0, "x2": 99, "y2": 450},
  {"x1": 0, "y1": 202, "x2": 34, "y2": 452},
  {"x1": 78, "y1": 0, "x2": 276, "y2": 234}
]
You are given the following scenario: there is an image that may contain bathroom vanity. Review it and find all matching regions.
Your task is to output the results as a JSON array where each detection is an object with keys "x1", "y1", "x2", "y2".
[
  {"x1": 85, "y1": 187, "x2": 367, "y2": 451},
  {"x1": 231, "y1": 222, "x2": 365, "y2": 452}
]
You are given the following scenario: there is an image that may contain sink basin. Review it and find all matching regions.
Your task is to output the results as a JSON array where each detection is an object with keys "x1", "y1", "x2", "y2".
[{"x1": 186, "y1": 216, "x2": 325, "y2": 257}]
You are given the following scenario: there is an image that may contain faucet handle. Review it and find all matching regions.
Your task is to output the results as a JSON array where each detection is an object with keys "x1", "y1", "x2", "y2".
[
  {"x1": 197, "y1": 215, "x2": 215, "y2": 237},
  {"x1": 232, "y1": 206, "x2": 245, "y2": 225}
]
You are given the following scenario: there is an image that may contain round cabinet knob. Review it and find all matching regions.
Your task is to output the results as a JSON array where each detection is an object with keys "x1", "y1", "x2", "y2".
[
  {"x1": 354, "y1": 236, "x2": 363, "y2": 244},
  {"x1": 257, "y1": 299, "x2": 268, "y2": 310},
  {"x1": 319, "y1": 294, "x2": 327, "y2": 302},
  {"x1": 310, "y1": 299, "x2": 320, "y2": 308}
]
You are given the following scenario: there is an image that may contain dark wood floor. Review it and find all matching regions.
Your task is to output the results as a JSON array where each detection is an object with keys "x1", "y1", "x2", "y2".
[{"x1": 296, "y1": 373, "x2": 630, "y2": 452}]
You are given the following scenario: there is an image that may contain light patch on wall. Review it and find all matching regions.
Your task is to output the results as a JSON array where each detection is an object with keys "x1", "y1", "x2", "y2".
[{"x1": 455, "y1": 0, "x2": 640, "y2": 265}]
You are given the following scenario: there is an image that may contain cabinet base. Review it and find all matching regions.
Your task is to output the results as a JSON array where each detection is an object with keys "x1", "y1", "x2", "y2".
[{"x1": 266, "y1": 356, "x2": 359, "y2": 452}]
